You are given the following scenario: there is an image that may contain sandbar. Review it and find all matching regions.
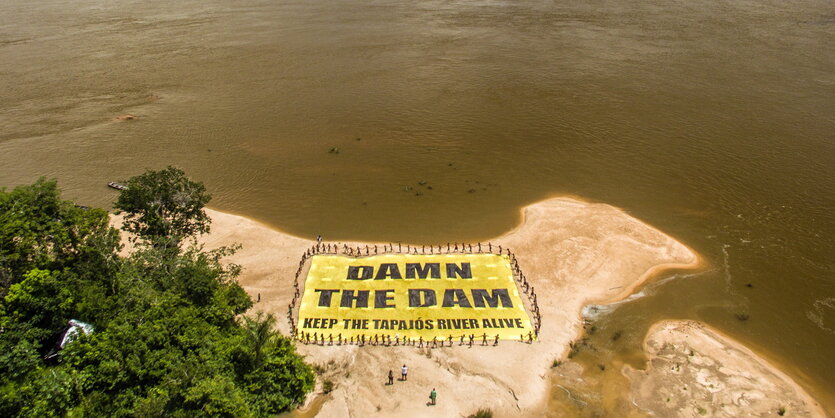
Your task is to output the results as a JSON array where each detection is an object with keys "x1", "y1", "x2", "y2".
[
  {"x1": 195, "y1": 196, "x2": 707, "y2": 416},
  {"x1": 110, "y1": 196, "x2": 828, "y2": 416}
]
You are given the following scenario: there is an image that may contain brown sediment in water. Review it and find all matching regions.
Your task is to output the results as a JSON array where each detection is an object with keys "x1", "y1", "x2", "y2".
[
  {"x1": 624, "y1": 320, "x2": 827, "y2": 417},
  {"x1": 181, "y1": 196, "x2": 714, "y2": 416}
]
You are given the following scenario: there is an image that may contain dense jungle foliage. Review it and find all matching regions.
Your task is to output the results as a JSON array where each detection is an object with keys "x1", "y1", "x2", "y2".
[{"x1": 0, "y1": 168, "x2": 314, "y2": 416}]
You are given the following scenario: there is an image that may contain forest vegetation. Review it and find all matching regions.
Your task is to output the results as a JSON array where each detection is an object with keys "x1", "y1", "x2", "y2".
[{"x1": 0, "y1": 168, "x2": 314, "y2": 416}]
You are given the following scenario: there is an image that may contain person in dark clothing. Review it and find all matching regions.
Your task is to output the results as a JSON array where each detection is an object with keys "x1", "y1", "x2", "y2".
[{"x1": 388, "y1": 370, "x2": 394, "y2": 385}]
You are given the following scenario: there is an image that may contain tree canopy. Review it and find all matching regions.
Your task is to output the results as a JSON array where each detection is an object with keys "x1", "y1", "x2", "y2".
[
  {"x1": 0, "y1": 173, "x2": 314, "y2": 417},
  {"x1": 0, "y1": 178, "x2": 119, "y2": 297},
  {"x1": 115, "y1": 166, "x2": 212, "y2": 248}
]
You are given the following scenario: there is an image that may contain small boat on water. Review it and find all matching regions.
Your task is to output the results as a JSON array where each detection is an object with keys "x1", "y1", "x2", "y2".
[{"x1": 107, "y1": 182, "x2": 128, "y2": 191}]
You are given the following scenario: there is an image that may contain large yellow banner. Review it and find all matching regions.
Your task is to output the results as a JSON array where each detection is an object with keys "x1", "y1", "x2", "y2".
[{"x1": 296, "y1": 253, "x2": 533, "y2": 341}]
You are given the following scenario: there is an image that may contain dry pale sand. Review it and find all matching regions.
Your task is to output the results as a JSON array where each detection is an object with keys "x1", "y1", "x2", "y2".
[
  {"x1": 192, "y1": 196, "x2": 708, "y2": 417},
  {"x1": 114, "y1": 196, "x2": 826, "y2": 416},
  {"x1": 625, "y1": 320, "x2": 827, "y2": 417},
  {"x1": 109, "y1": 196, "x2": 830, "y2": 417}
]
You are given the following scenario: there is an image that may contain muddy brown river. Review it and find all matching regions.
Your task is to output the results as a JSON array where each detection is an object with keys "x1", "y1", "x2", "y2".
[{"x1": 1, "y1": 0, "x2": 833, "y2": 412}]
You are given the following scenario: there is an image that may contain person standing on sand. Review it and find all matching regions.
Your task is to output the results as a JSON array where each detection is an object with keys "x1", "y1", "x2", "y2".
[
  {"x1": 388, "y1": 370, "x2": 394, "y2": 385},
  {"x1": 429, "y1": 388, "x2": 437, "y2": 405},
  {"x1": 401, "y1": 364, "x2": 408, "y2": 381}
]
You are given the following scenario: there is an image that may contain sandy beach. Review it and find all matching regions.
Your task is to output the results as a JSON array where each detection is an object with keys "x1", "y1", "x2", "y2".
[{"x1": 158, "y1": 196, "x2": 824, "y2": 416}]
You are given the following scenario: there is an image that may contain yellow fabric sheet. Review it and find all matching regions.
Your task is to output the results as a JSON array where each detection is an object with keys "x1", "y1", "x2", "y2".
[{"x1": 296, "y1": 253, "x2": 534, "y2": 341}]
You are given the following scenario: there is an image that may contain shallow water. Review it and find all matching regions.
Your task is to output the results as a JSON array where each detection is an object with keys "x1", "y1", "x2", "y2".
[{"x1": 1, "y1": 0, "x2": 833, "y2": 411}]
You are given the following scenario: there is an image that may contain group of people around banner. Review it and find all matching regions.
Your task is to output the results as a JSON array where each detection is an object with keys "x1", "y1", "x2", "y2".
[{"x1": 286, "y1": 240, "x2": 542, "y2": 340}]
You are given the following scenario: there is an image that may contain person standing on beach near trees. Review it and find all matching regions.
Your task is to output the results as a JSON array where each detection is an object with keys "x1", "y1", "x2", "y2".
[
  {"x1": 388, "y1": 370, "x2": 394, "y2": 385},
  {"x1": 401, "y1": 364, "x2": 408, "y2": 381},
  {"x1": 429, "y1": 388, "x2": 437, "y2": 405}
]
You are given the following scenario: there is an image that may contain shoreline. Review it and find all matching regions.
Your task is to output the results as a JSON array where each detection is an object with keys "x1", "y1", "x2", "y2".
[
  {"x1": 184, "y1": 196, "x2": 821, "y2": 416},
  {"x1": 207, "y1": 194, "x2": 705, "y2": 310}
]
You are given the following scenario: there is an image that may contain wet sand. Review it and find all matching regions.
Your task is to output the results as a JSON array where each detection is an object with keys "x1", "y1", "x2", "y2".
[
  {"x1": 188, "y1": 196, "x2": 712, "y2": 416},
  {"x1": 625, "y1": 320, "x2": 826, "y2": 417}
]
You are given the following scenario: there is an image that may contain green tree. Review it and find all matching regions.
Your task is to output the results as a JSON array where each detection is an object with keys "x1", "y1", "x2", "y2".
[
  {"x1": 115, "y1": 166, "x2": 211, "y2": 248},
  {"x1": 0, "y1": 175, "x2": 313, "y2": 417},
  {"x1": 0, "y1": 178, "x2": 120, "y2": 295},
  {"x1": 242, "y1": 313, "x2": 277, "y2": 370},
  {"x1": 1, "y1": 269, "x2": 75, "y2": 346},
  {"x1": 236, "y1": 314, "x2": 314, "y2": 414}
]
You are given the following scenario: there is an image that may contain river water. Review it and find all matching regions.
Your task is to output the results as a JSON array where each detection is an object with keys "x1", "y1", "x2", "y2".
[{"x1": 1, "y1": 0, "x2": 833, "y2": 412}]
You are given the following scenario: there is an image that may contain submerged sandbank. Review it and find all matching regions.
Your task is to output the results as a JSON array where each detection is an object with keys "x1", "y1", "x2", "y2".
[{"x1": 625, "y1": 320, "x2": 826, "y2": 417}]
